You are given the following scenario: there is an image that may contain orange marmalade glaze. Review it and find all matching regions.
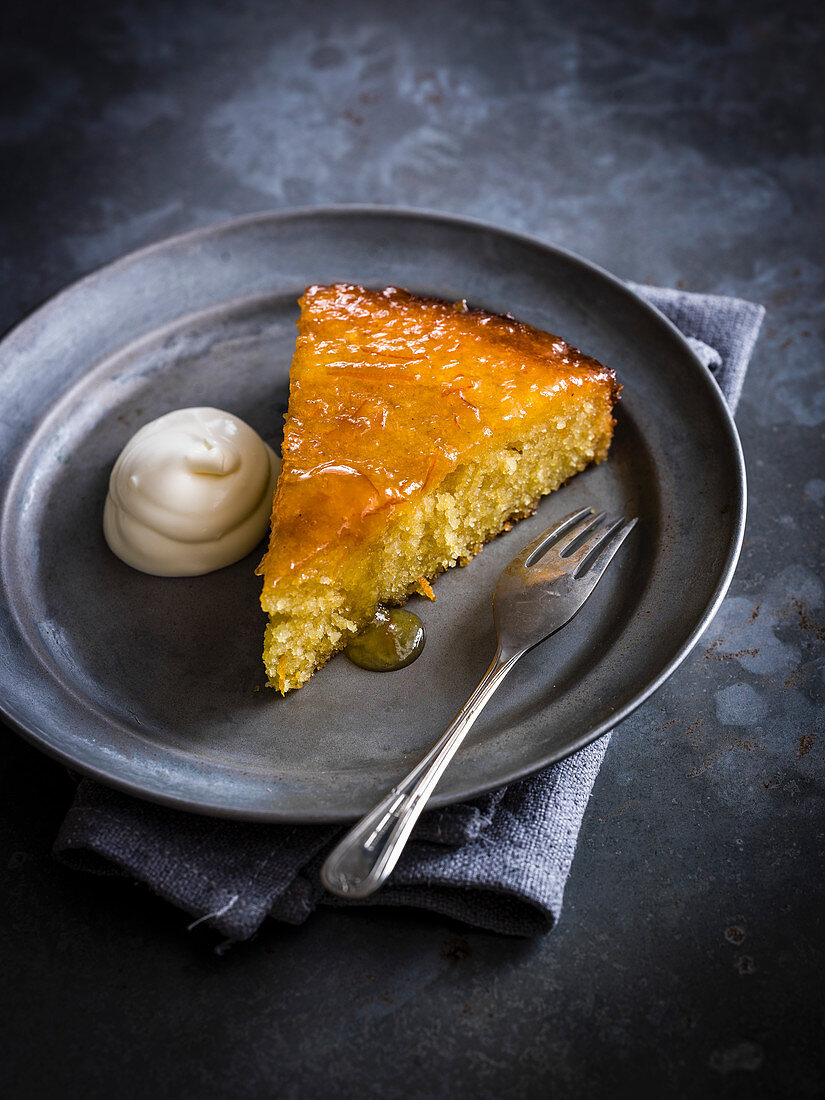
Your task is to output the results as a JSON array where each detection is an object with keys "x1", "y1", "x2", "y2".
[{"x1": 259, "y1": 284, "x2": 618, "y2": 587}]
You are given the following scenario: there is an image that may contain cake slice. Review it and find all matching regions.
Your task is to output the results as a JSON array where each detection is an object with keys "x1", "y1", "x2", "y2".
[{"x1": 258, "y1": 284, "x2": 620, "y2": 693}]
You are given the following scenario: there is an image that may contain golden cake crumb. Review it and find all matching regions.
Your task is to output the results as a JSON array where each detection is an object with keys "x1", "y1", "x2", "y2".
[{"x1": 258, "y1": 284, "x2": 619, "y2": 693}]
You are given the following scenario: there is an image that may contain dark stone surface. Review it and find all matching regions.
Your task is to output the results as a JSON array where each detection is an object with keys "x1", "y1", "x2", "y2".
[{"x1": 1, "y1": 0, "x2": 822, "y2": 1096}]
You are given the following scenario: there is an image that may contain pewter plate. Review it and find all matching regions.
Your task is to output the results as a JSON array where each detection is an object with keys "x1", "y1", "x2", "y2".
[{"x1": 0, "y1": 208, "x2": 745, "y2": 821}]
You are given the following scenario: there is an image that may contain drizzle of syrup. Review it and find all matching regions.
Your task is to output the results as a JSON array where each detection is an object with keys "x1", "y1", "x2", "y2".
[{"x1": 346, "y1": 607, "x2": 426, "y2": 672}]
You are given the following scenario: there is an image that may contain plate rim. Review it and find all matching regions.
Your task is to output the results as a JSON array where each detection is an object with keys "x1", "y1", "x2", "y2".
[{"x1": 0, "y1": 204, "x2": 746, "y2": 821}]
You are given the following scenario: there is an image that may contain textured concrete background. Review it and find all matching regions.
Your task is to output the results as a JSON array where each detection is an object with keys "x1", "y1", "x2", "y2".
[{"x1": 1, "y1": 0, "x2": 823, "y2": 1096}]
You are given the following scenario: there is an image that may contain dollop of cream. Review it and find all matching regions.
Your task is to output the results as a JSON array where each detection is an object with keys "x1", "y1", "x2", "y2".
[{"x1": 103, "y1": 407, "x2": 279, "y2": 576}]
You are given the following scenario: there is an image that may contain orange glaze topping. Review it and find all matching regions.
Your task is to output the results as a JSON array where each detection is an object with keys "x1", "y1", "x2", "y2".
[{"x1": 259, "y1": 284, "x2": 617, "y2": 586}]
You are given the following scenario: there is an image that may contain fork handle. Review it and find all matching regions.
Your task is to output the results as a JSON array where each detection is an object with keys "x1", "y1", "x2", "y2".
[{"x1": 320, "y1": 649, "x2": 520, "y2": 899}]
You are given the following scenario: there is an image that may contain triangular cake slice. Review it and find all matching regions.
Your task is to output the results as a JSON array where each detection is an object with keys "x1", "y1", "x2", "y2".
[{"x1": 258, "y1": 284, "x2": 619, "y2": 693}]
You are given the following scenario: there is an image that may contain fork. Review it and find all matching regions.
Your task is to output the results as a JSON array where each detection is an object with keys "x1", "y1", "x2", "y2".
[{"x1": 320, "y1": 507, "x2": 637, "y2": 899}]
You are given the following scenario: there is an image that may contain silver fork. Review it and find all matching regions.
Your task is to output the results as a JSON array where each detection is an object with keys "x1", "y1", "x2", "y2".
[{"x1": 320, "y1": 507, "x2": 637, "y2": 900}]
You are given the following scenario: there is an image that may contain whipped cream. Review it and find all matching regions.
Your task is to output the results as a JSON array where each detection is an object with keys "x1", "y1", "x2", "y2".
[{"x1": 103, "y1": 407, "x2": 279, "y2": 576}]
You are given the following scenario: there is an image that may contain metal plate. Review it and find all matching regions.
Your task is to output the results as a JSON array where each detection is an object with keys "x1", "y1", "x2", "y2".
[{"x1": 0, "y1": 207, "x2": 745, "y2": 821}]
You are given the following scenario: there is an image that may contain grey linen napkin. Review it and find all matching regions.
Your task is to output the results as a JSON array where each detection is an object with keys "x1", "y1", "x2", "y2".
[{"x1": 54, "y1": 285, "x2": 765, "y2": 941}]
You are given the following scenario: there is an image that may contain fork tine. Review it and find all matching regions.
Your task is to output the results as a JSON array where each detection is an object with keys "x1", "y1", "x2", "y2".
[
  {"x1": 562, "y1": 515, "x2": 621, "y2": 564},
  {"x1": 574, "y1": 517, "x2": 638, "y2": 581},
  {"x1": 559, "y1": 511, "x2": 608, "y2": 557},
  {"x1": 518, "y1": 508, "x2": 592, "y2": 568}
]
